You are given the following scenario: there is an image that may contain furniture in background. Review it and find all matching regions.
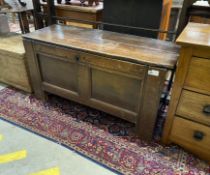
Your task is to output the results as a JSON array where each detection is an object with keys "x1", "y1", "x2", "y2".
[
  {"x1": 176, "y1": 0, "x2": 198, "y2": 37},
  {"x1": 0, "y1": 0, "x2": 34, "y2": 33},
  {"x1": 167, "y1": 1, "x2": 183, "y2": 41},
  {"x1": 32, "y1": 0, "x2": 102, "y2": 30},
  {"x1": 41, "y1": 0, "x2": 103, "y2": 29},
  {"x1": 163, "y1": 23, "x2": 210, "y2": 163},
  {"x1": 102, "y1": 0, "x2": 173, "y2": 39},
  {"x1": 189, "y1": 1, "x2": 210, "y2": 24},
  {"x1": 23, "y1": 25, "x2": 179, "y2": 141},
  {"x1": 33, "y1": 0, "x2": 175, "y2": 39},
  {"x1": 0, "y1": 33, "x2": 31, "y2": 92},
  {"x1": 176, "y1": 0, "x2": 210, "y2": 38},
  {"x1": 159, "y1": 0, "x2": 173, "y2": 40}
]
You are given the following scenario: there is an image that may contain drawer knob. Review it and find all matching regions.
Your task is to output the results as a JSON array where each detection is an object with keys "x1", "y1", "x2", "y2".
[
  {"x1": 75, "y1": 55, "x2": 80, "y2": 61},
  {"x1": 193, "y1": 131, "x2": 205, "y2": 141},
  {"x1": 203, "y1": 105, "x2": 210, "y2": 116}
]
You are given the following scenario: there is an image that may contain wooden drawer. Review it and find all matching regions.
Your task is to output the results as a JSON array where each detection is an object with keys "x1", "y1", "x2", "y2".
[
  {"x1": 185, "y1": 57, "x2": 210, "y2": 94},
  {"x1": 170, "y1": 117, "x2": 210, "y2": 161},
  {"x1": 177, "y1": 90, "x2": 210, "y2": 126}
]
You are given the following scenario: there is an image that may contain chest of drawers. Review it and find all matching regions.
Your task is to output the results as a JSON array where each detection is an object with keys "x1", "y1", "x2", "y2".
[
  {"x1": 163, "y1": 23, "x2": 210, "y2": 162},
  {"x1": 23, "y1": 25, "x2": 179, "y2": 141}
]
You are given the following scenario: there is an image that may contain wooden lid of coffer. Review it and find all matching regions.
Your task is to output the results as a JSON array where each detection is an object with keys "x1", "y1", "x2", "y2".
[
  {"x1": 0, "y1": 33, "x2": 25, "y2": 59},
  {"x1": 23, "y1": 25, "x2": 179, "y2": 69},
  {"x1": 176, "y1": 22, "x2": 210, "y2": 48}
]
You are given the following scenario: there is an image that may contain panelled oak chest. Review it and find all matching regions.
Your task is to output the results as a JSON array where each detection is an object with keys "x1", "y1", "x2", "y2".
[
  {"x1": 23, "y1": 25, "x2": 179, "y2": 141},
  {"x1": 163, "y1": 23, "x2": 210, "y2": 162}
]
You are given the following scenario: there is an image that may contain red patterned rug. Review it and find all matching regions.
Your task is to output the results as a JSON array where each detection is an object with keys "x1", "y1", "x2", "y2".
[{"x1": 0, "y1": 88, "x2": 209, "y2": 175}]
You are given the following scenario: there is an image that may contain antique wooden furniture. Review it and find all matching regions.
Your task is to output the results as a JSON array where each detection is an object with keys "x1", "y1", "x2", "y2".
[
  {"x1": 177, "y1": 0, "x2": 210, "y2": 37},
  {"x1": 162, "y1": 23, "x2": 210, "y2": 162},
  {"x1": 103, "y1": 0, "x2": 173, "y2": 40},
  {"x1": 41, "y1": 0, "x2": 103, "y2": 28},
  {"x1": 189, "y1": 1, "x2": 210, "y2": 24},
  {"x1": 176, "y1": 0, "x2": 197, "y2": 37},
  {"x1": 0, "y1": 0, "x2": 34, "y2": 33},
  {"x1": 0, "y1": 33, "x2": 31, "y2": 92},
  {"x1": 159, "y1": 0, "x2": 173, "y2": 40},
  {"x1": 167, "y1": 1, "x2": 183, "y2": 41},
  {"x1": 23, "y1": 25, "x2": 179, "y2": 141}
]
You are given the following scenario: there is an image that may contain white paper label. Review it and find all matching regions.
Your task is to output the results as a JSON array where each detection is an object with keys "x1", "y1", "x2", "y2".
[{"x1": 148, "y1": 70, "x2": 159, "y2": 77}]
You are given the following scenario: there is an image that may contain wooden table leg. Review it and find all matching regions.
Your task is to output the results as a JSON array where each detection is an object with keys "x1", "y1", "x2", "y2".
[{"x1": 18, "y1": 11, "x2": 30, "y2": 33}]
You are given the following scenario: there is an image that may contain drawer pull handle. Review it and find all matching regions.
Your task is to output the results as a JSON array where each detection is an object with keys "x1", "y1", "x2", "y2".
[
  {"x1": 75, "y1": 55, "x2": 80, "y2": 61},
  {"x1": 193, "y1": 131, "x2": 205, "y2": 141},
  {"x1": 203, "y1": 105, "x2": 210, "y2": 116}
]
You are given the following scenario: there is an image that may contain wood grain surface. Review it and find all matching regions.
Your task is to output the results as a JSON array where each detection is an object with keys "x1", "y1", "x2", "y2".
[
  {"x1": 170, "y1": 117, "x2": 210, "y2": 162},
  {"x1": 176, "y1": 22, "x2": 210, "y2": 48},
  {"x1": 23, "y1": 25, "x2": 179, "y2": 140},
  {"x1": 177, "y1": 90, "x2": 210, "y2": 126},
  {"x1": 0, "y1": 34, "x2": 31, "y2": 92},
  {"x1": 23, "y1": 25, "x2": 179, "y2": 69},
  {"x1": 162, "y1": 23, "x2": 210, "y2": 162}
]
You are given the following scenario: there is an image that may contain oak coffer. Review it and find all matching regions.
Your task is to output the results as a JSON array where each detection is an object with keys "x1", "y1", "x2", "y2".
[
  {"x1": 163, "y1": 23, "x2": 210, "y2": 162},
  {"x1": 23, "y1": 25, "x2": 179, "y2": 141}
]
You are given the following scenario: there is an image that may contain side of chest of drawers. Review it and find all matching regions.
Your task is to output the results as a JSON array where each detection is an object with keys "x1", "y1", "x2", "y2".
[{"x1": 163, "y1": 46, "x2": 210, "y2": 163}]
